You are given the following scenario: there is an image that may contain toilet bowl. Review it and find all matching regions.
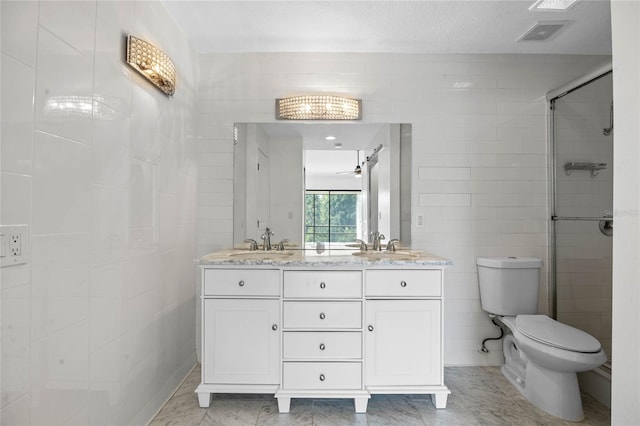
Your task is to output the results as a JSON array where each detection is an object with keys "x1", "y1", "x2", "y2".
[
  {"x1": 498, "y1": 315, "x2": 606, "y2": 421},
  {"x1": 476, "y1": 257, "x2": 607, "y2": 421}
]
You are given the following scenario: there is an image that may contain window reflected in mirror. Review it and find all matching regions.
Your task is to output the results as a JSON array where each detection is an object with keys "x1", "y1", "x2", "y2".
[{"x1": 305, "y1": 191, "x2": 361, "y2": 244}]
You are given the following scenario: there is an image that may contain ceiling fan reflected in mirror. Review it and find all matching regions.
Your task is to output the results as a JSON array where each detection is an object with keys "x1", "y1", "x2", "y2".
[{"x1": 336, "y1": 150, "x2": 362, "y2": 177}]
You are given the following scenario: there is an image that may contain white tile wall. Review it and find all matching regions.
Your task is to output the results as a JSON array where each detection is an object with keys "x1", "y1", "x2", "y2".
[
  {"x1": 195, "y1": 52, "x2": 608, "y2": 365},
  {"x1": 0, "y1": 1, "x2": 198, "y2": 425}
]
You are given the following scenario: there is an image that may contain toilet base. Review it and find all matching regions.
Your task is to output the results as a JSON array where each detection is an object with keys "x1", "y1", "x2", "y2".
[
  {"x1": 501, "y1": 339, "x2": 585, "y2": 422},
  {"x1": 501, "y1": 335, "x2": 526, "y2": 393},
  {"x1": 523, "y1": 361, "x2": 584, "y2": 422}
]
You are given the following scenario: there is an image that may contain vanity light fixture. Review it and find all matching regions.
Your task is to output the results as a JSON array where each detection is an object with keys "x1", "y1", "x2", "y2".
[
  {"x1": 126, "y1": 35, "x2": 176, "y2": 96},
  {"x1": 276, "y1": 95, "x2": 361, "y2": 120}
]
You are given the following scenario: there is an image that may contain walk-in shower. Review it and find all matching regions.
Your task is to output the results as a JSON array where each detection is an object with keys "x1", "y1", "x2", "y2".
[{"x1": 548, "y1": 63, "x2": 613, "y2": 406}]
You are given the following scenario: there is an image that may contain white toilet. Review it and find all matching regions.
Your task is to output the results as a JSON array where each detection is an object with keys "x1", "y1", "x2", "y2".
[{"x1": 477, "y1": 256, "x2": 606, "y2": 422}]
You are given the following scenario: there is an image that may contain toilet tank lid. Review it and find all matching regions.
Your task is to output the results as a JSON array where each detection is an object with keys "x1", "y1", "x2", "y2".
[{"x1": 477, "y1": 256, "x2": 542, "y2": 268}]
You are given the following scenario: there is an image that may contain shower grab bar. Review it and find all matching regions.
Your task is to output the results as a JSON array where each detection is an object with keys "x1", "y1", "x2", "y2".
[
  {"x1": 551, "y1": 215, "x2": 613, "y2": 222},
  {"x1": 563, "y1": 162, "x2": 607, "y2": 177},
  {"x1": 552, "y1": 215, "x2": 613, "y2": 237}
]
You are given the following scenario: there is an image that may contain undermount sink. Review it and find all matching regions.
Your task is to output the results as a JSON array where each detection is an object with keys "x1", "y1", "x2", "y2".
[
  {"x1": 351, "y1": 250, "x2": 421, "y2": 260},
  {"x1": 227, "y1": 250, "x2": 294, "y2": 260}
]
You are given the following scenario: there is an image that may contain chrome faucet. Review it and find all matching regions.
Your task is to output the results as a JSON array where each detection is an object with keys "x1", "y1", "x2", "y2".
[
  {"x1": 371, "y1": 231, "x2": 386, "y2": 251},
  {"x1": 354, "y1": 239, "x2": 368, "y2": 251},
  {"x1": 244, "y1": 239, "x2": 258, "y2": 251},
  {"x1": 260, "y1": 227, "x2": 274, "y2": 251},
  {"x1": 275, "y1": 239, "x2": 289, "y2": 251},
  {"x1": 386, "y1": 239, "x2": 400, "y2": 252}
]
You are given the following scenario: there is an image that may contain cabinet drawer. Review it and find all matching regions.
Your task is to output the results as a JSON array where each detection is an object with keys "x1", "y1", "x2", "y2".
[
  {"x1": 283, "y1": 271, "x2": 362, "y2": 299},
  {"x1": 283, "y1": 332, "x2": 362, "y2": 359},
  {"x1": 203, "y1": 269, "x2": 280, "y2": 296},
  {"x1": 283, "y1": 302, "x2": 362, "y2": 329},
  {"x1": 365, "y1": 270, "x2": 441, "y2": 297},
  {"x1": 283, "y1": 362, "x2": 362, "y2": 390}
]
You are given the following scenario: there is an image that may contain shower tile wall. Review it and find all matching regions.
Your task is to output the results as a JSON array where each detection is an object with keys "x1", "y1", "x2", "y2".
[
  {"x1": 554, "y1": 74, "x2": 614, "y2": 359},
  {"x1": 0, "y1": 1, "x2": 199, "y2": 425},
  {"x1": 195, "y1": 53, "x2": 610, "y2": 366}
]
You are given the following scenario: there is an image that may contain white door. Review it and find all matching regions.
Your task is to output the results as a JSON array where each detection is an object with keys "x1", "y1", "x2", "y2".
[
  {"x1": 365, "y1": 300, "x2": 441, "y2": 386},
  {"x1": 203, "y1": 299, "x2": 280, "y2": 384}
]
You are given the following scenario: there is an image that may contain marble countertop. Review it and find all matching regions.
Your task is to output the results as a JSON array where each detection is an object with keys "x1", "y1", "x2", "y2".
[{"x1": 198, "y1": 247, "x2": 452, "y2": 267}]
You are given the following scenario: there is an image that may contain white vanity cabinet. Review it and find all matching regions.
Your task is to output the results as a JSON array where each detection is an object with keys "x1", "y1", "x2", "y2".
[
  {"x1": 196, "y1": 268, "x2": 281, "y2": 408},
  {"x1": 196, "y1": 259, "x2": 450, "y2": 413},
  {"x1": 364, "y1": 269, "x2": 449, "y2": 408},
  {"x1": 365, "y1": 300, "x2": 441, "y2": 385}
]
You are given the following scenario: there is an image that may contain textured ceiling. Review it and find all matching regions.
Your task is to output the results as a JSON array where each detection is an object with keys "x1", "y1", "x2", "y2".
[{"x1": 163, "y1": 0, "x2": 611, "y2": 55}]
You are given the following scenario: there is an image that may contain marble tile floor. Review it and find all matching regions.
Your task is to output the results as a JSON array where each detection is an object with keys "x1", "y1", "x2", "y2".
[{"x1": 149, "y1": 365, "x2": 610, "y2": 426}]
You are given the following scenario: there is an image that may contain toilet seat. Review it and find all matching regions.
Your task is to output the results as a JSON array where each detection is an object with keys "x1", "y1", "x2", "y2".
[{"x1": 515, "y1": 315, "x2": 602, "y2": 353}]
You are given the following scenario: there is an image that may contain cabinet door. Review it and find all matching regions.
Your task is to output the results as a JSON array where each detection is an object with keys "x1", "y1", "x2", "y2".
[
  {"x1": 203, "y1": 299, "x2": 280, "y2": 384},
  {"x1": 365, "y1": 300, "x2": 441, "y2": 386}
]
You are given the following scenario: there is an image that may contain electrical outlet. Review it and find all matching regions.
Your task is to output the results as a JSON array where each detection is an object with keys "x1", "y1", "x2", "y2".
[
  {"x1": 10, "y1": 233, "x2": 22, "y2": 256},
  {"x1": 1, "y1": 225, "x2": 28, "y2": 267},
  {"x1": 416, "y1": 214, "x2": 425, "y2": 229}
]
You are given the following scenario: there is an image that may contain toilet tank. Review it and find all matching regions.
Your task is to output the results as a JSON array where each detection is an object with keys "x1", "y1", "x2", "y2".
[{"x1": 477, "y1": 257, "x2": 543, "y2": 316}]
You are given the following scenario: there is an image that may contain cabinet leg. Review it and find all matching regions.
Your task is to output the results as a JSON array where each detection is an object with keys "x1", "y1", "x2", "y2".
[
  {"x1": 431, "y1": 392, "x2": 448, "y2": 409},
  {"x1": 197, "y1": 392, "x2": 212, "y2": 408},
  {"x1": 354, "y1": 397, "x2": 369, "y2": 413},
  {"x1": 277, "y1": 397, "x2": 291, "y2": 413}
]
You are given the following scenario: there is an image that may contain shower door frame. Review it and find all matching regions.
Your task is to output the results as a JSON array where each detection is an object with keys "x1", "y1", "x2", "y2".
[{"x1": 546, "y1": 61, "x2": 613, "y2": 319}]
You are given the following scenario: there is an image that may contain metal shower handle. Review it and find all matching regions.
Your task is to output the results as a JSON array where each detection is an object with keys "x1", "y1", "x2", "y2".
[{"x1": 603, "y1": 101, "x2": 613, "y2": 136}]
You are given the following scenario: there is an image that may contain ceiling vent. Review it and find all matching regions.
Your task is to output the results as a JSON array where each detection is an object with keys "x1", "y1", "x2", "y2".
[{"x1": 518, "y1": 21, "x2": 570, "y2": 42}]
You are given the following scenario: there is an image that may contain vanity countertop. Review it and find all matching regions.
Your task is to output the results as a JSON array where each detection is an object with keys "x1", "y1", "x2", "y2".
[{"x1": 198, "y1": 248, "x2": 452, "y2": 267}]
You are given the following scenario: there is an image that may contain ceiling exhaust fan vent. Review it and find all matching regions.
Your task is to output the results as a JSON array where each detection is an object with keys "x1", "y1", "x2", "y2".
[{"x1": 518, "y1": 21, "x2": 570, "y2": 42}]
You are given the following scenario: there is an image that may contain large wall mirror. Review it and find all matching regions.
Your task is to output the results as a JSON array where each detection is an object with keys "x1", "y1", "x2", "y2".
[{"x1": 233, "y1": 123, "x2": 411, "y2": 248}]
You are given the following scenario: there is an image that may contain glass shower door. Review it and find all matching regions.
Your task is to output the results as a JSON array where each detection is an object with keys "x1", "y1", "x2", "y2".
[{"x1": 551, "y1": 72, "x2": 613, "y2": 363}]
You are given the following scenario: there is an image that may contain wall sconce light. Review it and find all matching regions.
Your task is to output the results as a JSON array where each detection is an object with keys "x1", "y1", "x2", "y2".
[
  {"x1": 276, "y1": 95, "x2": 361, "y2": 120},
  {"x1": 126, "y1": 35, "x2": 176, "y2": 96}
]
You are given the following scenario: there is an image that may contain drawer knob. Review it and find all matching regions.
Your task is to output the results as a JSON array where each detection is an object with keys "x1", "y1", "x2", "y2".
[
  {"x1": 319, "y1": 313, "x2": 326, "y2": 320},
  {"x1": 272, "y1": 324, "x2": 278, "y2": 331},
  {"x1": 319, "y1": 343, "x2": 326, "y2": 351},
  {"x1": 368, "y1": 325, "x2": 374, "y2": 332},
  {"x1": 320, "y1": 282, "x2": 326, "y2": 289},
  {"x1": 238, "y1": 280, "x2": 245, "y2": 287},
  {"x1": 400, "y1": 281, "x2": 407, "y2": 287},
  {"x1": 319, "y1": 374, "x2": 326, "y2": 382}
]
